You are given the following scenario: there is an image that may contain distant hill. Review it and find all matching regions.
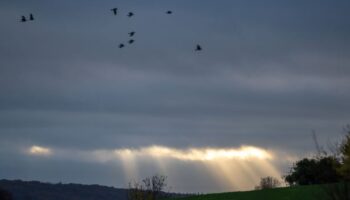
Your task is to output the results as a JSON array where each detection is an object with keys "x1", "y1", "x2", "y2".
[{"x1": 0, "y1": 179, "x2": 128, "y2": 200}]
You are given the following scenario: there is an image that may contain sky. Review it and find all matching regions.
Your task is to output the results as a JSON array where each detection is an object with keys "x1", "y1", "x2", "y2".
[{"x1": 0, "y1": 0, "x2": 350, "y2": 193}]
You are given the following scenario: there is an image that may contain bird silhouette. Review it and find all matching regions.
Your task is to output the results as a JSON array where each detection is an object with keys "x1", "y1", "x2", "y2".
[
  {"x1": 119, "y1": 43, "x2": 125, "y2": 48},
  {"x1": 29, "y1": 13, "x2": 34, "y2": 21},
  {"x1": 127, "y1": 12, "x2": 134, "y2": 17},
  {"x1": 128, "y1": 39, "x2": 134, "y2": 44},
  {"x1": 128, "y1": 31, "x2": 135, "y2": 37},
  {"x1": 195, "y1": 45, "x2": 202, "y2": 51},
  {"x1": 166, "y1": 11, "x2": 173, "y2": 14},
  {"x1": 111, "y1": 8, "x2": 118, "y2": 15},
  {"x1": 21, "y1": 16, "x2": 26, "y2": 22}
]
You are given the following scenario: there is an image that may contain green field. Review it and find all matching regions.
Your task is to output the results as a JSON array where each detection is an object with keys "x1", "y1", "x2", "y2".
[{"x1": 173, "y1": 185, "x2": 329, "y2": 200}]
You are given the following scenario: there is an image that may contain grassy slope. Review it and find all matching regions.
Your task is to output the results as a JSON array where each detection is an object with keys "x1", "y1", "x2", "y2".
[{"x1": 173, "y1": 185, "x2": 327, "y2": 200}]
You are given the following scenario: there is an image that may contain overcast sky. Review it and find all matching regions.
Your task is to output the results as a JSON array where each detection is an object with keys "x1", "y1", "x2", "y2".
[{"x1": 1, "y1": 0, "x2": 350, "y2": 193}]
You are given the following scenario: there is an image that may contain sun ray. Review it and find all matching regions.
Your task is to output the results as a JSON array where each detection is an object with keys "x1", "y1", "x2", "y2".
[{"x1": 110, "y1": 145, "x2": 280, "y2": 191}]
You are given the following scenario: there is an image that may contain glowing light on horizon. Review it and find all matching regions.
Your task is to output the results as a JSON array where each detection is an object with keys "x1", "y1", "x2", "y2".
[
  {"x1": 114, "y1": 145, "x2": 273, "y2": 161},
  {"x1": 24, "y1": 144, "x2": 283, "y2": 192},
  {"x1": 28, "y1": 145, "x2": 52, "y2": 156}
]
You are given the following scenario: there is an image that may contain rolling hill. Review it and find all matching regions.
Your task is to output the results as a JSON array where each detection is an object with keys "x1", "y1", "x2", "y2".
[{"x1": 172, "y1": 185, "x2": 329, "y2": 200}]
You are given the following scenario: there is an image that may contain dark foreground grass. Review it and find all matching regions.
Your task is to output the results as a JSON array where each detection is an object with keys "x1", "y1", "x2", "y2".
[{"x1": 171, "y1": 185, "x2": 328, "y2": 200}]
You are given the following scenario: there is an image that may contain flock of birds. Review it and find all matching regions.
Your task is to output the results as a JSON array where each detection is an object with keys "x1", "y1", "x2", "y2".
[
  {"x1": 20, "y1": 8, "x2": 203, "y2": 52},
  {"x1": 110, "y1": 8, "x2": 139, "y2": 49},
  {"x1": 21, "y1": 13, "x2": 34, "y2": 22},
  {"x1": 109, "y1": 7, "x2": 203, "y2": 51}
]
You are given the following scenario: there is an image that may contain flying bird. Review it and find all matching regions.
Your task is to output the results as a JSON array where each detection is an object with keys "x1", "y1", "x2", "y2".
[
  {"x1": 128, "y1": 31, "x2": 135, "y2": 37},
  {"x1": 21, "y1": 16, "x2": 26, "y2": 22},
  {"x1": 119, "y1": 43, "x2": 125, "y2": 48},
  {"x1": 29, "y1": 13, "x2": 34, "y2": 21},
  {"x1": 195, "y1": 44, "x2": 202, "y2": 51},
  {"x1": 127, "y1": 12, "x2": 134, "y2": 17},
  {"x1": 166, "y1": 11, "x2": 173, "y2": 14},
  {"x1": 128, "y1": 39, "x2": 134, "y2": 44},
  {"x1": 111, "y1": 8, "x2": 118, "y2": 15}
]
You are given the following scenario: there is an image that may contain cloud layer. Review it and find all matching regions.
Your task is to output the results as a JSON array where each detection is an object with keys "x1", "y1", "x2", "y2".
[{"x1": 0, "y1": 0, "x2": 349, "y2": 193}]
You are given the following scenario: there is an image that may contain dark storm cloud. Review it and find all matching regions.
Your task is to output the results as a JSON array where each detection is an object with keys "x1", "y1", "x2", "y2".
[{"x1": 0, "y1": 0, "x2": 350, "y2": 192}]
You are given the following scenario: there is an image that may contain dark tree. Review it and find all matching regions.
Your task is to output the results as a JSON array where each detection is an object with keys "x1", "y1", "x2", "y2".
[
  {"x1": 321, "y1": 126, "x2": 350, "y2": 200},
  {"x1": 338, "y1": 126, "x2": 350, "y2": 180},
  {"x1": 128, "y1": 175, "x2": 168, "y2": 200},
  {"x1": 285, "y1": 157, "x2": 341, "y2": 186},
  {"x1": 255, "y1": 176, "x2": 280, "y2": 190}
]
